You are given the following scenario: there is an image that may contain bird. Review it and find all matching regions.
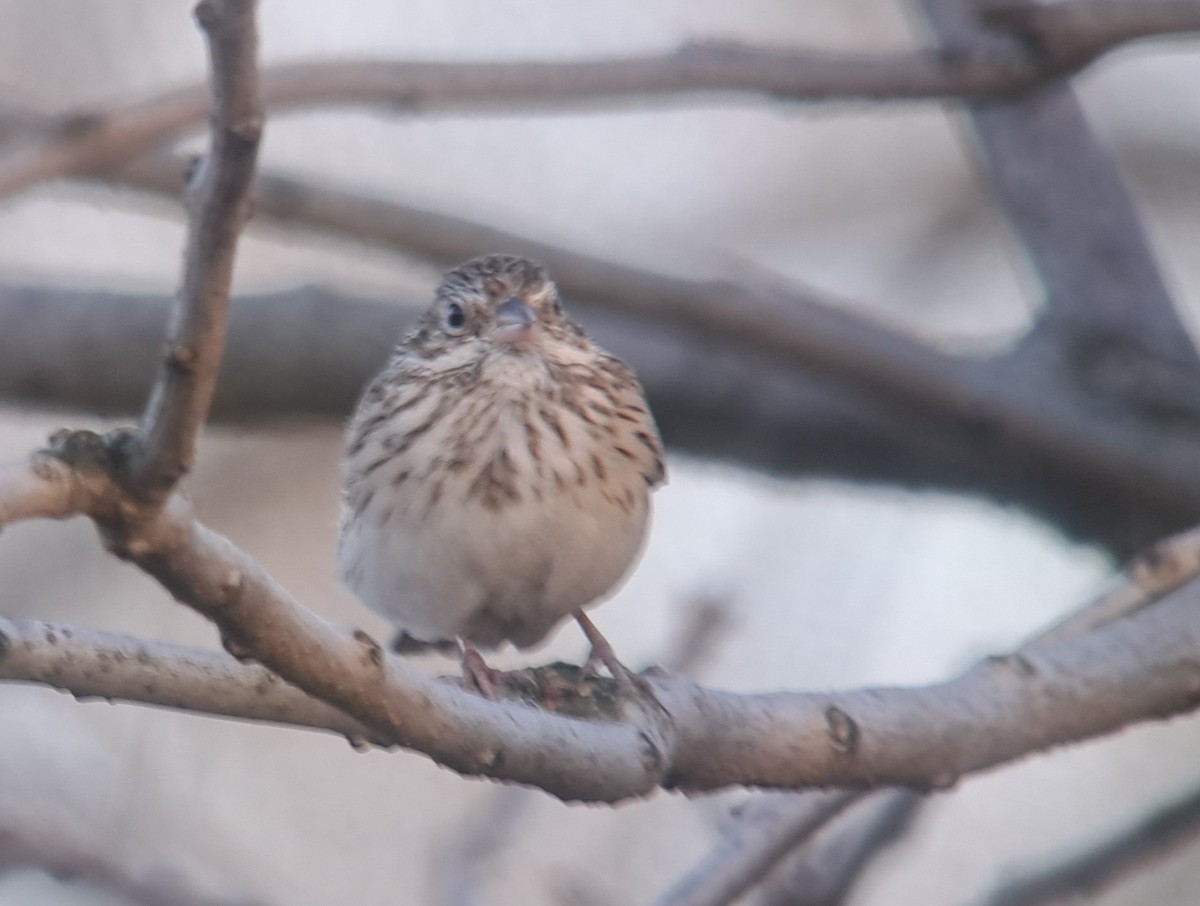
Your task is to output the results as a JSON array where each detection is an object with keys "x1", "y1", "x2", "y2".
[{"x1": 338, "y1": 254, "x2": 666, "y2": 696}]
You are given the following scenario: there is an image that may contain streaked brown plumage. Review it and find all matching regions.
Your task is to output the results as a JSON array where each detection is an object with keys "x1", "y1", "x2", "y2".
[{"x1": 338, "y1": 254, "x2": 665, "y2": 692}]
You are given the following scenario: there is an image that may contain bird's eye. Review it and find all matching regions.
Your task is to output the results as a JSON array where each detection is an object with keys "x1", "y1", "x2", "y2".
[
  {"x1": 552, "y1": 296, "x2": 563, "y2": 317},
  {"x1": 445, "y1": 302, "x2": 466, "y2": 331}
]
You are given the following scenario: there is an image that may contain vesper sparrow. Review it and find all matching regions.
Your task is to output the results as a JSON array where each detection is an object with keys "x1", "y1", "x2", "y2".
[{"x1": 338, "y1": 254, "x2": 666, "y2": 694}]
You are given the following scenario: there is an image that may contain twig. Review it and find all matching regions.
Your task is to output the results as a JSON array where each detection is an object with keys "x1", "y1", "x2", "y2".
[
  {"x1": 654, "y1": 792, "x2": 862, "y2": 906},
  {"x1": 1028, "y1": 522, "x2": 1200, "y2": 650},
  {"x1": 756, "y1": 789, "x2": 924, "y2": 906},
  {"x1": 126, "y1": 0, "x2": 263, "y2": 504},
  {"x1": 0, "y1": 458, "x2": 79, "y2": 525},
  {"x1": 981, "y1": 782, "x2": 1200, "y2": 906},
  {"x1": 0, "y1": 0, "x2": 1199, "y2": 199}
]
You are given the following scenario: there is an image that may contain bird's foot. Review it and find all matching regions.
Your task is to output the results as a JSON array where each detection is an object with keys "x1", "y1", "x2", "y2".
[
  {"x1": 575, "y1": 611, "x2": 662, "y2": 705},
  {"x1": 459, "y1": 641, "x2": 504, "y2": 700}
]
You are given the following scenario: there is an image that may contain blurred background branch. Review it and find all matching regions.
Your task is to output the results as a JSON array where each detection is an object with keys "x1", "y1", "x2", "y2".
[
  {"x1": 2, "y1": 0, "x2": 1200, "y2": 198},
  {"x1": 0, "y1": 4, "x2": 1198, "y2": 555}
]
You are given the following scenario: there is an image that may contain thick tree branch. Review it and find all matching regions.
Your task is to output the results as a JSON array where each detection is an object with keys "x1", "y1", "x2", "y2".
[
  {"x1": 0, "y1": 283, "x2": 391, "y2": 423},
  {"x1": 982, "y1": 783, "x2": 1200, "y2": 906},
  {"x1": 652, "y1": 532, "x2": 1188, "y2": 903},
  {"x1": 664, "y1": 581, "x2": 1200, "y2": 791},
  {"x1": 0, "y1": 0, "x2": 1197, "y2": 199},
  {"x1": 3, "y1": 454, "x2": 1200, "y2": 801},
  {"x1": 0, "y1": 457, "x2": 675, "y2": 803},
  {"x1": 127, "y1": 0, "x2": 263, "y2": 504}
]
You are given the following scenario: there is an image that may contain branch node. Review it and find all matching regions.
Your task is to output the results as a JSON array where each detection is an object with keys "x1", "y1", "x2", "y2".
[
  {"x1": 228, "y1": 114, "x2": 264, "y2": 143},
  {"x1": 219, "y1": 630, "x2": 255, "y2": 663},
  {"x1": 638, "y1": 727, "x2": 669, "y2": 774},
  {"x1": 47, "y1": 428, "x2": 106, "y2": 470},
  {"x1": 352, "y1": 628, "x2": 385, "y2": 668},
  {"x1": 220, "y1": 568, "x2": 245, "y2": 600},
  {"x1": 165, "y1": 343, "x2": 197, "y2": 374},
  {"x1": 825, "y1": 704, "x2": 860, "y2": 754}
]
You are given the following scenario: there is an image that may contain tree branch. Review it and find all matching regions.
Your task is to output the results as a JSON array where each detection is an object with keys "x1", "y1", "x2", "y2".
[
  {"x1": 0, "y1": 615, "x2": 380, "y2": 745},
  {"x1": 0, "y1": 0, "x2": 1197, "y2": 199},
  {"x1": 0, "y1": 458, "x2": 79, "y2": 525},
  {"x1": 82, "y1": 160, "x2": 1200, "y2": 558},
  {"x1": 654, "y1": 792, "x2": 862, "y2": 906},
  {"x1": 756, "y1": 789, "x2": 924, "y2": 906},
  {"x1": 3, "y1": 454, "x2": 1200, "y2": 802},
  {"x1": 126, "y1": 0, "x2": 263, "y2": 504},
  {"x1": 918, "y1": 0, "x2": 1200, "y2": 373},
  {"x1": 19, "y1": 145, "x2": 1200, "y2": 552},
  {"x1": 651, "y1": 531, "x2": 1187, "y2": 903}
]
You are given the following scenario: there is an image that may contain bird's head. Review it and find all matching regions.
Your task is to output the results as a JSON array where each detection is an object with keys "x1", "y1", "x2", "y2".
[{"x1": 408, "y1": 255, "x2": 584, "y2": 367}]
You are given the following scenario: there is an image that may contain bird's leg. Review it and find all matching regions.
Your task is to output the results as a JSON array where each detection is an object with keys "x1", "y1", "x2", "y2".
[
  {"x1": 575, "y1": 610, "x2": 651, "y2": 697},
  {"x1": 458, "y1": 640, "x2": 503, "y2": 700}
]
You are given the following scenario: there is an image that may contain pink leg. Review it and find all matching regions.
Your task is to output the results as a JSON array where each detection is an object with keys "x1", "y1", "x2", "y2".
[
  {"x1": 575, "y1": 611, "x2": 649, "y2": 696},
  {"x1": 459, "y1": 640, "x2": 503, "y2": 700}
]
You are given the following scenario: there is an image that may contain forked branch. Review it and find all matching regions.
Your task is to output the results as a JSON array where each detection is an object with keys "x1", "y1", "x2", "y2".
[{"x1": 3, "y1": 448, "x2": 1200, "y2": 802}]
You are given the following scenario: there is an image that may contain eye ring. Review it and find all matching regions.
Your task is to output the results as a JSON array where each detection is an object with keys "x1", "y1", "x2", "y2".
[{"x1": 445, "y1": 302, "x2": 466, "y2": 332}]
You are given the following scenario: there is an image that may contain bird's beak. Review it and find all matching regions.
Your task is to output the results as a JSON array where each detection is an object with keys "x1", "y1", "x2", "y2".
[{"x1": 492, "y1": 296, "x2": 537, "y2": 344}]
